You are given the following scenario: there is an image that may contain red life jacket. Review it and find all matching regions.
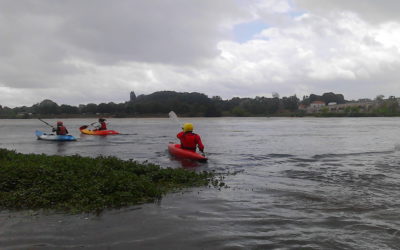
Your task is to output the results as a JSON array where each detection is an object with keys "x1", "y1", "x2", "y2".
[
  {"x1": 177, "y1": 131, "x2": 204, "y2": 151},
  {"x1": 99, "y1": 122, "x2": 107, "y2": 130},
  {"x1": 57, "y1": 126, "x2": 68, "y2": 135}
]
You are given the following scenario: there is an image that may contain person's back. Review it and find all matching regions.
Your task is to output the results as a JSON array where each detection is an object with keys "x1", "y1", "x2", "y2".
[
  {"x1": 177, "y1": 123, "x2": 204, "y2": 152},
  {"x1": 97, "y1": 118, "x2": 107, "y2": 130},
  {"x1": 54, "y1": 121, "x2": 68, "y2": 135}
]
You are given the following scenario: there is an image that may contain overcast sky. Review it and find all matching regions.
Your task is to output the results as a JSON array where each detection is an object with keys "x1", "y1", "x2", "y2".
[{"x1": 2, "y1": 0, "x2": 400, "y2": 107}]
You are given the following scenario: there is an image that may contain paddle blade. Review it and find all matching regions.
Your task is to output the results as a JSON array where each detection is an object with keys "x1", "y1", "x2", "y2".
[
  {"x1": 168, "y1": 111, "x2": 181, "y2": 126},
  {"x1": 168, "y1": 111, "x2": 178, "y2": 120},
  {"x1": 79, "y1": 125, "x2": 88, "y2": 130}
]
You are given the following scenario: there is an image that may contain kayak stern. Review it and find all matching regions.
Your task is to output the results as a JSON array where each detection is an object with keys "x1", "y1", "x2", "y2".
[{"x1": 168, "y1": 144, "x2": 207, "y2": 161}]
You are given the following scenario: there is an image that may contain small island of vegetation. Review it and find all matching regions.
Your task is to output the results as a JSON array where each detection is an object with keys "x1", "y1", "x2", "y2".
[{"x1": 0, "y1": 149, "x2": 223, "y2": 213}]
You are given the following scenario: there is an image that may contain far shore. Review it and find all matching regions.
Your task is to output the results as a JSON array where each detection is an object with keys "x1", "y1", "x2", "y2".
[{"x1": 2, "y1": 112, "x2": 400, "y2": 119}]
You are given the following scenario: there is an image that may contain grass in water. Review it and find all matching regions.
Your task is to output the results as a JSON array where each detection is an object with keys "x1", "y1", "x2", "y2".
[{"x1": 0, "y1": 149, "x2": 221, "y2": 213}]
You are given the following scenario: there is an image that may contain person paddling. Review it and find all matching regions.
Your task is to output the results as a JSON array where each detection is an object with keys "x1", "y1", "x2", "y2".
[
  {"x1": 53, "y1": 121, "x2": 69, "y2": 135},
  {"x1": 177, "y1": 123, "x2": 204, "y2": 153},
  {"x1": 95, "y1": 118, "x2": 107, "y2": 131}
]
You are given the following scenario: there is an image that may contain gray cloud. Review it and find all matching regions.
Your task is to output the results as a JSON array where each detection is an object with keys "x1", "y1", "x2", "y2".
[
  {"x1": 4, "y1": 0, "x2": 243, "y2": 64},
  {"x1": 295, "y1": 0, "x2": 400, "y2": 23},
  {"x1": 1, "y1": 0, "x2": 400, "y2": 107},
  {"x1": 0, "y1": 0, "x2": 244, "y2": 89}
]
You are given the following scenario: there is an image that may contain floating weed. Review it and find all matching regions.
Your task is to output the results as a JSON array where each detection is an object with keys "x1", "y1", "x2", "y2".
[{"x1": 0, "y1": 149, "x2": 222, "y2": 214}]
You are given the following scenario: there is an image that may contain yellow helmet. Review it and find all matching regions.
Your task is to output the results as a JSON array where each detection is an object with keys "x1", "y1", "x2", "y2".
[{"x1": 182, "y1": 123, "x2": 194, "y2": 132}]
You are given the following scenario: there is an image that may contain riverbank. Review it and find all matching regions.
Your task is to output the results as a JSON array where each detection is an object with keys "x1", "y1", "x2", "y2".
[
  {"x1": 0, "y1": 149, "x2": 223, "y2": 214},
  {"x1": 3, "y1": 112, "x2": 400, "y2": 119}
]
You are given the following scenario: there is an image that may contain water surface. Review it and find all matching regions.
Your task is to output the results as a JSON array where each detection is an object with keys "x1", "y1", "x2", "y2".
[{"x1": 1, "y1": 117, "x2": 400, "y2": 249}]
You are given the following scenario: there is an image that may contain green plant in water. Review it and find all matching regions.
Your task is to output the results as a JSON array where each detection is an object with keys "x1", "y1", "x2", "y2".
[{"x1": 0, "y1": 149, "x2": 221, "y2": 213}]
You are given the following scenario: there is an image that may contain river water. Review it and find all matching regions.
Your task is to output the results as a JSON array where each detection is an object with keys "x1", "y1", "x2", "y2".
[{"x1": 1, "y1": 117, "x2": 400, "y2": 249}]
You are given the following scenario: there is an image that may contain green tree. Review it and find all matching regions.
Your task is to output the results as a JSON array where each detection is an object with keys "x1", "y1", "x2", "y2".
[
  {"x1": 81, "y1": 103, "x2": 98, "y2": 114},
  {"x1": 36, "y1": 99, "x2": 59, "y2": 114},
  {"x1": 232, "y1": 106, "x2": 247, "y2": 116},
  {"x1": 282, "y1": 95, "x2": 299, "y2": 111},
  {"x1": 60, "y1": 104, "x2": 79, "y2": 114}
]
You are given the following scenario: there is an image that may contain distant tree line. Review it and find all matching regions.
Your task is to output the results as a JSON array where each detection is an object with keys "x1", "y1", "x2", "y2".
[
  {"x1": 0, "y1": 91, "x2": 303, "y2": 118},
  {"x1": 9, "y1": 90, "x2": 400, "y2": 118},
  {"x1": 301, "y1": 92, "x2": 346, "y2": 105},
  {"x1": 373, "y1": 96, "x2": 400, "y2": 115}
]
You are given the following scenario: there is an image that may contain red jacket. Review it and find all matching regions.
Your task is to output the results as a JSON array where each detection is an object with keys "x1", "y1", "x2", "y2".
[
  {"x1": 98, "y1": 121, "x2": 107, "y2": 130},
  {"x1": 177, "y1": 131, "x2": 204, "y2": 152},
  {"x1": 56, "y1": 126, "x2": 68, "y2": 135}
]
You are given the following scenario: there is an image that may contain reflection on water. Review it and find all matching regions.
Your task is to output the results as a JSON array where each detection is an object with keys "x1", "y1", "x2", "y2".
[
  {"x1": 55, "y1": 141, "x2": 68, "y2": 154},
  {"x1": 1, "y1": 117, "x2": 400, "y2": 249},
  {"x1": 169, "y1": 155, "x2": 206, "y2": 168}
]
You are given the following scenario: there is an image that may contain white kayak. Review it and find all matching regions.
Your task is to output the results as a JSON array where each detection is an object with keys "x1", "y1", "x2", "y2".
[{"x1": 35, "y1": 130, "x2": 77, "y2": 141}]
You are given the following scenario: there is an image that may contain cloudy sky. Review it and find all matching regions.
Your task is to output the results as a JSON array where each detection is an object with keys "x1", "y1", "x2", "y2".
[{"x1": 2, "y1": 0, "x2": 400, "y2": 107}]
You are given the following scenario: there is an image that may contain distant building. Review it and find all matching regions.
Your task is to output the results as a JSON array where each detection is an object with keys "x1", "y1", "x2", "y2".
[
  {"x1": 299, "y1": 100, "x2": 376, "y2": 114},
  {"x1": 309, "y1": 101, "x2": 325, "y2": 112},
  {"x1": 310, "y1": 101, "x2": 325, "y2": 106},
  {"x1": 296, "y1": 101, "x2": 325, "y2": 113},
  {"x1": 298, "y1": 104, "x2": 307, "y2": 111},
  {"x1": 357, "y1": 98, "x2": 372, "y2": 103},
  {"x1": 130, "y1": 91, "x2": 136, "y2": 102},
  {"x1": 327, "y1": 102, "x2": 375, "y2": 112}
]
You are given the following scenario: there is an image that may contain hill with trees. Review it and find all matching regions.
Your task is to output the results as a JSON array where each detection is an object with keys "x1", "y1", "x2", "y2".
[{"x1": 0, "y1": 91, "x2": 302, "y2": 118}]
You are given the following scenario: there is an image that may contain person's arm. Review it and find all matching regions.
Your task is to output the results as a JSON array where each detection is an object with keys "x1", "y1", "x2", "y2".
[
  {"x1": 177, "y1": 131, "x2": 184, "y2": 139},
  {"x1": 196, "y1": 135, "x2": 204, "y2": 152}
]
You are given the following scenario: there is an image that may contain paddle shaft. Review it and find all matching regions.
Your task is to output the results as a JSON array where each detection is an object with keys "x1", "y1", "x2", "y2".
[
  {"x1": 88, "y1": 122, "x2": 98, "y2": 127},
  {"x1": 80, "y1": 122, "x2": 100, "y2": 130},
  {"x1": 38, "y1": 118, "x2": 55, "y2": 129}
]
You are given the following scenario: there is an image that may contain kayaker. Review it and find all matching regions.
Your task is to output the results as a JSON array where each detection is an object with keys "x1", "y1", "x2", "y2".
[
  {"x1": 95, "y1": 118, "x2": 107, "y2": 131},
  {"x1": 52, "y1": 121, "x2": 69, "y2": 135},
  {"x1": 177, "y1": 123, "x2": 204, "y2": 153}
]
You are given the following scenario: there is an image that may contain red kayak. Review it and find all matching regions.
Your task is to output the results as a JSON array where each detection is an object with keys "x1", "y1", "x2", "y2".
[{"x1": 168, "y1": 144, "x2": 207, "y2": 161}]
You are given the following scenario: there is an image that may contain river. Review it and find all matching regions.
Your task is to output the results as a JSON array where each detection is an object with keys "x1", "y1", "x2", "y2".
[{"x1": 0, "y1": 117, "x2": 400, "y2": 249}]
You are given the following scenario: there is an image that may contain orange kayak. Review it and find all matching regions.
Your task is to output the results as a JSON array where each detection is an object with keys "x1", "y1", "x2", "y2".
[
  {"x1": 79, "y1": 126, "x2": 119, "y2": 135},
  {"x1": 168, "y1": 144, "x2": 207, "y2": 161}
]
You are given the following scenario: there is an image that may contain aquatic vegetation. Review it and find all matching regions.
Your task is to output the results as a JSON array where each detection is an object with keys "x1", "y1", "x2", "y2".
[{"x1": 0, "y1": 149, "x2": 219, "y2": 213}]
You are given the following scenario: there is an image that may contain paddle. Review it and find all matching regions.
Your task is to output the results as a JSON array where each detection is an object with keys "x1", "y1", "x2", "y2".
[
  {"x1": 168, "y1": 111, "x2": 181, "y2": 127},
  {"x1": 38, "y1": 118, "x2": 55, "y2": 129},
  {"x1": 79, "y1": 122, "x2": 98, "y2": 130},
  {"x1": 168, "y1": 111, "x2": 206, "y2": 157},
  {"x1": 168, "y1": 110, "x2": 181, "y2": 144}
]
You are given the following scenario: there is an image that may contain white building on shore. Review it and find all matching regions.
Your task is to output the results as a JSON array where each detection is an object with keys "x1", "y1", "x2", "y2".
[{"x1": 299, "y1": 101, "x2": 376, "y2": 113}]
